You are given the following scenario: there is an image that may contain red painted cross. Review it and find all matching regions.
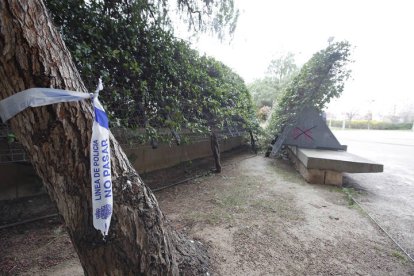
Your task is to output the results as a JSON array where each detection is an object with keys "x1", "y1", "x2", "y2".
[{"x1": 293, "y1": 126, "x2": 317, "y2": 141}]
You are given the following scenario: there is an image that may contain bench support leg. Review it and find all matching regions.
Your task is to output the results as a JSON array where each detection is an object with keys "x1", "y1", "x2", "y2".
[{"x1": 288, "y1": 148, "x2": 343, "y2": 186}]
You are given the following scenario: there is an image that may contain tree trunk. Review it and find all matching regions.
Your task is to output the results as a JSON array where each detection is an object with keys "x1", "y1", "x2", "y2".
[
  {"x1": 265, "y1": 136, "x2": 277, "y2": 157},
  {"x1": 0, "y1": 1, "x2": 208, "y2": 275},
  {"x1": 210, "y1": 131, "x2": 221, "y2": 173},
  {"x1": 249, "y1": 130, "x2": 257, "y2": 154}
]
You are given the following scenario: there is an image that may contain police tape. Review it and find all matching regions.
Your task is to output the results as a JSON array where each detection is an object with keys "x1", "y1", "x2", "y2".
[{"x1": 0, "y1": 80, "x2": 112, "y2": 236}]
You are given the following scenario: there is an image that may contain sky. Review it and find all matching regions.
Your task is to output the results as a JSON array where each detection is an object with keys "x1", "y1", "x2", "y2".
[{"x1": 176, "y1": 0, "x2": 414, "y2": 120}]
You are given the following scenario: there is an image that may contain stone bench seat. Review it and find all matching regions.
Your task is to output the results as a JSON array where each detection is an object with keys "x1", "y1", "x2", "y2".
[{"x1": 288, "y1": 146, "x2": 384, "y2": 186}]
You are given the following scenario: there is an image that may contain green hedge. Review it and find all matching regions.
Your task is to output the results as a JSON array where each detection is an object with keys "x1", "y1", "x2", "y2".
[
  {"x1": 329, "y1": 120, "x2": 412, "y2": 130},
  {"x1": 45, "y1": 1, "x2": 258, "y2": 143}
]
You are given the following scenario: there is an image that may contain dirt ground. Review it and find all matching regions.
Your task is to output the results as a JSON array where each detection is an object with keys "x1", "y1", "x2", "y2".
[{"x1": 1, "y1": 149, "x2": 413, "y2": 275}]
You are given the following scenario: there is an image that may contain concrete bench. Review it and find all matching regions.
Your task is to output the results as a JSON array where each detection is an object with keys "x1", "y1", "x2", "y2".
[{"x1": 287, "y1": 146, "x2": 384, "y2": 186}]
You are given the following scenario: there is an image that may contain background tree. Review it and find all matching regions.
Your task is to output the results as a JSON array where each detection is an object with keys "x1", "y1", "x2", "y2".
[
  {"x1": 248, "y1": 77, "x2": 278, "y2": 108},
  {"x1": 248, "y1": 53, "x2": 298, "y2": 122},
  {"x1": 266, "y1": 52, "x2": 298, "y2": 85},
  {"x1": 0, "y1": 0, "x2": 246, "y2": 274}
]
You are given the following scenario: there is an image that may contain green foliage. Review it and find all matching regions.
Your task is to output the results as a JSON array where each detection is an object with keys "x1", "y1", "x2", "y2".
[
  {"x1": 176, "y1": 0, "x2": 239, "y2": 40},
  {"x1": 248, "y1": 53, "x2": 298, "y2": 108},
  {"x1": 266, "y1": 42, "x2": 352, "y2": 136},
  {"x1": 266, "y1": 52, "x2": 298, "y2": 85},
  {"x1": 46, "y1": 0, "x2": 258, "y2": 142},
  {"x1": 248, "y1": 77, "x2": 279, "y2": 108},
  {"x1": 342, "y1": 187, "x2": 357, "y2": 206},
  {"x1": 330, "y1": 120, "x2": 412, "y2": 130},
  {"x1": 7, "y1": 133, "x2": 16, "y2": 144},
  {"x1": 391, "y1": 251, "x2": 407, "y2": 263}
]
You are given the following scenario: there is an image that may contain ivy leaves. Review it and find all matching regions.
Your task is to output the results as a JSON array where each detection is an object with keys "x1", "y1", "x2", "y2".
[
  {"x1": 46, "y1": 0, "x2": 257, "y2": 143},
  {"x1": 267, "y1": 41, "x2": 352, "y2": 136}
]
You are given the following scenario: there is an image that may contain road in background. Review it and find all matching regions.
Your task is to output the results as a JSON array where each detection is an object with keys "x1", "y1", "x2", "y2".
[{"x1": 333, "y1": 129, "x2": 414, "y2": 260}]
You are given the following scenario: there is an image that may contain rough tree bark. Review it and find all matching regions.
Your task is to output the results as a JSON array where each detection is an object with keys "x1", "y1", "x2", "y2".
[
  {"x1": 210, "y1": 131, "x2": 221, "y2": 173},
  {"x1": 248, "y1": 130, "x2": 257, "y2": 154},
  {"x1": 0, "y1": 1, "x2": 208, "y2": 275}
]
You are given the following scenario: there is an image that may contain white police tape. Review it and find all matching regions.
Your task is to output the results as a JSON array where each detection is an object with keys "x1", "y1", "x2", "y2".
[
  {"x1": 90, "y1": 81, "x2": 112, "y2": 236},
  {"x1": 0, "y1": 88, "x2": 90, "y2": 122},
  {"x1": 0, "y1": 80, "x2": 112, "y2": 236}
]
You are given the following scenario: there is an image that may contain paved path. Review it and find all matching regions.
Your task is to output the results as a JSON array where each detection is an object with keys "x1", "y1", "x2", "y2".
[{"x1": 334, "y1": 129, "x2": 414, "y2": 260}]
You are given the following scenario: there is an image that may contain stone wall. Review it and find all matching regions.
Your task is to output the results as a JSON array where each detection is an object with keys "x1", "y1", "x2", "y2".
[
  {"x1": 127, "y1": 136, "x2": 243, "y2": 173},
  {"x1": 0, "y1": 163, "x2": 44, "y2": 201},
  {"x1": 0, "y1": 136, "x2": 244, "y2": 200}
]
